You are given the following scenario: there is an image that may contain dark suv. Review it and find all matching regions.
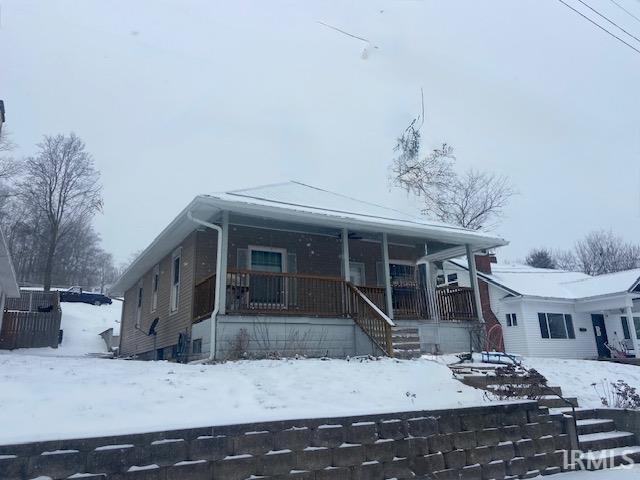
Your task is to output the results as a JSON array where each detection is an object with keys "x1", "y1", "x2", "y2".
[{"x1": 60, "y1": 286, "x2": 112, "y2": 306}]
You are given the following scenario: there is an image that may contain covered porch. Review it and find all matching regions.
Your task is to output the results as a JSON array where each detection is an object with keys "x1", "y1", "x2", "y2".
[{"x1": 191, "y1": 211, "x2": 489, "y2": 357}]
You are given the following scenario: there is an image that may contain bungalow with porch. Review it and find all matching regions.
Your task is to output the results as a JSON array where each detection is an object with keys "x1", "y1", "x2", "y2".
[
  {"x1": 444, "y1": 257, "x2": 640, "y2": 359},
  {"x1": 110, "y1": 182, "x2": 507, "y2": 361}
]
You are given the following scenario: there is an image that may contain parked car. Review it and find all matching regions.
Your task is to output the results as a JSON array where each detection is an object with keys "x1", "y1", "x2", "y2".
[{"x1": 60, "y1": 286, "x2": 112, "y2": 306}]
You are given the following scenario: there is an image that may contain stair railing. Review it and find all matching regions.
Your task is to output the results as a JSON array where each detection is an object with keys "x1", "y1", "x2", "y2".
[{"x1": 346, "y1": 282, "x2": 395, "y2": 357}]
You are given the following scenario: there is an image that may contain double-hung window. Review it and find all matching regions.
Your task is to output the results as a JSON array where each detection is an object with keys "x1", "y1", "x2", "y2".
[
  {"x1": 135, "y1": 281, "x2": 143, "y2": 328},
  {"x1": 506, "y1": 313, "x2": 517, "y2": 327},
  {"x1": 151, "y1": 265, "x2": 159, "y2": 312},
  {"x1": 538, "y1": 313, "x2": 575, "y2": 339},
  {"x1": 170, "y1": 249, "x2": 181, "y2": 313}
]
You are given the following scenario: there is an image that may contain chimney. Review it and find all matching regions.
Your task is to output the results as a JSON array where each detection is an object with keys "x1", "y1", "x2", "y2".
[{"x1": 475, "y1": 251, "x2": 497, "y2": 274}]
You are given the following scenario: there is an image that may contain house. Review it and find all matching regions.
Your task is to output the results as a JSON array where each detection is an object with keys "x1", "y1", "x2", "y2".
[
  {"x1": 0, "y1": 225, "x2": 21, "y2": 332},
  {"x1": 445, "y1": 256, "x2": 640, "y2": 359},
  {"x1": 110, "y1": 182, "x2": 508, "y2": 361}
]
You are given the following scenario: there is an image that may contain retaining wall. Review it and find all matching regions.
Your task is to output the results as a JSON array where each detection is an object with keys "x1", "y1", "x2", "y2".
[{"x1": 0, "y1": 401, "x2": 572, "y2": 479}]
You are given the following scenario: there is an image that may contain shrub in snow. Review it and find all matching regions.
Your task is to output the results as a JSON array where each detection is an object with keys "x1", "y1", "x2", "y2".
[
  {"x1": 592, "y1": 380, "x2": 640, "y2": 410},
  {"x1": 484, "y1": 364, "x2": 550, "y2": 402}
]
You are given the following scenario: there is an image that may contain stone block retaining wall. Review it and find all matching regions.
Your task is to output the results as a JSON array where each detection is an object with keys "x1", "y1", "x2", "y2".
[{"x1": 0, "y1": 401, "x2": 572, "y2": 479}]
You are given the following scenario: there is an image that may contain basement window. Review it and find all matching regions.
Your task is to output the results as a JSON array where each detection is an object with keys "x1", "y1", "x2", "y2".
[
  {"x1": 192, "y1": 339, "x2": 202, "y2": 354},
  {"x1": 538, "y1": 313, "x2": 575, "y2": 339}
]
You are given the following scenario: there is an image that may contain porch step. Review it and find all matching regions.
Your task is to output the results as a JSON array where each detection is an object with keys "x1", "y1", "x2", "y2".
[
  {"x1": 579, "y1": 431, "x2": 637, "y2": 451},
  {"x1": 577, "y1": 418, "x2": 617, "y2": 436},
  {"x1": 580, "y1": 445, "x2": 640, "y2": 470},
  {"x1": 551, "y1": 407, "x2": 599, "y2": 421}
]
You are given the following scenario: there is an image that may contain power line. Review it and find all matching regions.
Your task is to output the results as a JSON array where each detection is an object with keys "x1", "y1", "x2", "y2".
[
  {"x1": 576, "y1": 0, "x2": 640, "y2": 43},
  {"x1": 556, "y1": 0, "x2": 640, "y2": 56},
  {"x1": 608, "y1": 0, "x2": 640, "y2": 26}
]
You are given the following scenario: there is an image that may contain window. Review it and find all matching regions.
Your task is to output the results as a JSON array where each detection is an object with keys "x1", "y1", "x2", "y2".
[
  {"x1": 447, "y1": 273, "x2": 459, "y2": 286},
  {"x1": 538, "y1": 313, "x2": 575, "y2": 339},
  {"x1": 151, "y1": 265, "x2": 159, "y2": 312},
  {"x1": 170, "y1": 249, "x2": 181, "y2": 313},
  {"x1": 506, "y1": 313, "x2": 517, "y2": 327},
  {"x1": 349, "y1": 262, "x2": 366, "y2": 286},
  {"x1": 249, "y1": 246, "x2": 286, "y2": 304},
  {"x1": 192, "y1": 339, "x2": 202, "y2": 354},
  {"x1": 135, "y1": 281, "x2": 143, "y2": 328},
  {"x1": 389, "y1": 263, "x2": 415, "y2": 285},
  {"x1": 621, "y1": 316, "x2": 632, "y2": 340},
  {"x1": 634, "y1": 317, "x2": 640, "y2": 340}
]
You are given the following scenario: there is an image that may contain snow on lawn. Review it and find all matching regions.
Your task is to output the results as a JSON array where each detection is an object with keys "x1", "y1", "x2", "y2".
[
  {"x1": 12, "y1": 301, "x2": 122, "y2": 357},
  {"x1": 0, "y1": 354, "x2": 490, "y2": 444},
  {"x1": 524, "y1": 357, "x2": 640, "y2": 408},
  {"x1": 540, "y1": 466, "x2": 640, "y2": 479}
]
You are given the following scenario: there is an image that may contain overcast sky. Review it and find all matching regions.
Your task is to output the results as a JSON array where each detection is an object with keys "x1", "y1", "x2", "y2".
[{"x1": 2, "y1": 0, "x2": 639, "y2": 264}]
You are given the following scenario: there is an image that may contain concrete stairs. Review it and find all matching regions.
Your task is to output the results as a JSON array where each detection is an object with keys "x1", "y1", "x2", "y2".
[
  {"x1": 391, "y1": 327, "x2": 422, "y2": 359},
  {"x1": 451, "y1": 362, "x2": 640, "y2": 472},
  {"x1": 554, "y1": 407, "x2": 640, "y2": 470}
]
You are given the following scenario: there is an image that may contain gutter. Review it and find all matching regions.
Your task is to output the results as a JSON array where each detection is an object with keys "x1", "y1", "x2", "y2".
[{"x1": 187, "y1": 211, "x2": 222, "y2": 362}]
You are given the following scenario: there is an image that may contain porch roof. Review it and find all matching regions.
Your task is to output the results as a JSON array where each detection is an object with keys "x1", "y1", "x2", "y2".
[{"x1": 111, "y1": 182, "x2": 507, "y2": 294}]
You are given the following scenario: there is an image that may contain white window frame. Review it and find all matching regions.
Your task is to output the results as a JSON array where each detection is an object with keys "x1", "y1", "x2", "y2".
[
  {"x1": 247, "y1": 245, "x2": 288, "y2": 307},
  {"x1": 170, "y1": 248, "x2": 182, "y2": 314},
  {"x1": 538, "y1": 312, "x2": 575, "y2": 339},
  {"x1": 506, "y1": 313, "x2": 517, "y2": 327},
  {"x1": 248, "y1": 245, "x2": 287, "y2": 272},
  {"x1": 151, "y1": 264, "x2": 159, "y2": 312},
  {"x1": 135, "y1": 280, "x2": 143, "y2": 328},
  {"x1": 349, "y1": 261, "x2": 366, "y2": 286},
  {"x1": 388, "y1": 259, "x2": 416, "y2": 285}
]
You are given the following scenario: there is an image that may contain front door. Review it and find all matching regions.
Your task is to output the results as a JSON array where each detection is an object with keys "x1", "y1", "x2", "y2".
[{"x1": 591, "y1": 314, "x2": 610, "y2": 358}]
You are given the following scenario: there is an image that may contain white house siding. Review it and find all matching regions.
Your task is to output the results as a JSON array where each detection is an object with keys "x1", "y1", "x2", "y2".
[
  {"x1": 517, "y1": 299, "x2": 598, "y2": 359},
  {"x1": 489, "y1": 286, "x2": 529, "y2": 356}
]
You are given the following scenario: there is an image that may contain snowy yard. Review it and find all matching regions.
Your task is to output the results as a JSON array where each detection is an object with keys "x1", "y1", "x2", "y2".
[
  {"x1": 0, "y1": 302, "x2": 490, "y2": 445},
  {"x1": 525, "y1": 357, "x2": 640, "y2": 409}
]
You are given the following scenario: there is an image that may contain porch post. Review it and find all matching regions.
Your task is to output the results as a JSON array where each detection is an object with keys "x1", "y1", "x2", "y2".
[
  {"x1": 423, "y1": 245, "x2": 440, "y2": 323},
  {"x1": 217, "y1": 211, "x2": 229, "y2": 315},
  {"x1": 381, "y1": 232, "x2": 394, "y2": 319},
  {"x1": 625, "y1": 303, "x2": 639, "y2": 357},
  {"x1": 465, "y1": 244, "x2": 484, "y2": 322},
  {"x1": 342, "y1": 228, "x2": 350, "y2": 282}
]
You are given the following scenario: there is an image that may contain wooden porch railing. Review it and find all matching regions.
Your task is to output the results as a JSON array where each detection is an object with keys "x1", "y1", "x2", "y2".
[
  {"x1": 192, "y1": 271, "x2": 477, "y2": 325},
  {"x1": 346, "y1": 283, "x2": 395, "y2": 356},
  {"x1": 436, "y1": 286, "x2": 477, "y2": 321},
  {"x1": 225, "y1": 270, "x2": 349, "y2": 317},
  {"x1": 193, "y1": 274, "x2": 216, "y2": 323}
]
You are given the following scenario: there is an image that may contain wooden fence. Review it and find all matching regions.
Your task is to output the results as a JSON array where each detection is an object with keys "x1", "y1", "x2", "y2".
[{"x1": 0, "y1": 290, "x2": 62, "y2": 350}]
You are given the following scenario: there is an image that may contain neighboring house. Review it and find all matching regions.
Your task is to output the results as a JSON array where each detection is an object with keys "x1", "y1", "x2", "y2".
[
  {"x1": 446, "y1": 256, "x2": 640, "y2": 359},
  {"x1": 111, "y1": 182, "x2": 507, "y2": 361},
  {"x1": 0, "y1": 225, "x2": 21, "y2": 331}
]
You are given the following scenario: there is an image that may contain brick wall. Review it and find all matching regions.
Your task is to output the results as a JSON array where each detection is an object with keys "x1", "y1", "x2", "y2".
[{"x1": 0, "y1": 401, "x2": 573, "y2": 479}]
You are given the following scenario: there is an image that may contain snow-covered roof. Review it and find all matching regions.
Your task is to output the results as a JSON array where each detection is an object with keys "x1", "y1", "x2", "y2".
[
  {"x1": 449, "y1": 259, "x2": 640, "y2": 300},
  {"x1": 207, "y1": 182, "x2": 507, "y2": 245},
  {"x1": 0, "y1": 225, "x2": 19, "y2": 298},
  {"x1": 111, "y1": 182, "x2": 508, "y2": 294}
]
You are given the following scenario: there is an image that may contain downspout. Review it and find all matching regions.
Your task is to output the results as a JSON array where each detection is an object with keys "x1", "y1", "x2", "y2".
[{"x1": 187, "y1": 211, "x2": 222, "y2": 361}]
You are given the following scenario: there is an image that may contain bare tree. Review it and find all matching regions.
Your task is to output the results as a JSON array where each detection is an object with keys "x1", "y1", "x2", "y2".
[
  {"x1": 525, "y1": 248, "x2": 557, "y2": 269},
  {"x1": 574, "y1": 230, "x2": 640, "y2": 275},
  {"x1": 431, "y1": 169, "x2": 516, "y2": 230},
  {"x1": 554, "y1": 249, "x2": 579, "y2": 271},
  {"x1": 390, "y1": 124, "x2": 515, "y2": 231},
  {"x1": 18, "y1": 133, "x2": 103, "y2": 290}
]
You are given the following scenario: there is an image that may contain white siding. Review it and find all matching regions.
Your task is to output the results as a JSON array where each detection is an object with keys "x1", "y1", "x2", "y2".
[
  {"x1": 488, "y1": 284, "x2": 529, "y2": 355},
  {"x1": 518, "y1": 299, "x2": 597, "y2": 359}
]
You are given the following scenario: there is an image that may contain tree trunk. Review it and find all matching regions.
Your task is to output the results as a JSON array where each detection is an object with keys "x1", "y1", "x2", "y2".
[{"x1": 42, "y1": 228, "x2": 58, "y2": 291}]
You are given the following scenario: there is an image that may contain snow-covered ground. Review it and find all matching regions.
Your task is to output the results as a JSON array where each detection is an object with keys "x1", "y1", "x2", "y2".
[
  {"x1": 11, "y1": 301, "x2": 122, "y2": 357},
  {"x1": 524, "y1": 357, "x2": 640, "y2": 409},
  {"x1": 0, "y1": 302, "x2": 491, "y2": 444}
]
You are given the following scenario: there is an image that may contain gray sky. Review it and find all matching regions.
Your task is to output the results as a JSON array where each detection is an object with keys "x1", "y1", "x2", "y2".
[{"x1": 2, "y1": 0, "x2": 639, "y2": 264}]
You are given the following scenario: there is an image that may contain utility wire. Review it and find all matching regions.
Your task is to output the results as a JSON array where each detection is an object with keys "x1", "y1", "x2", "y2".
[
  {"x1": 576, "y1": 0, "x2": 640, "y2": 43},
  {"x1": 556, "y1": 0, "x2": 640, "y2": 55},
  {"x1": 608, "y1": 0, "x2": 640, "y2": 26}
]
